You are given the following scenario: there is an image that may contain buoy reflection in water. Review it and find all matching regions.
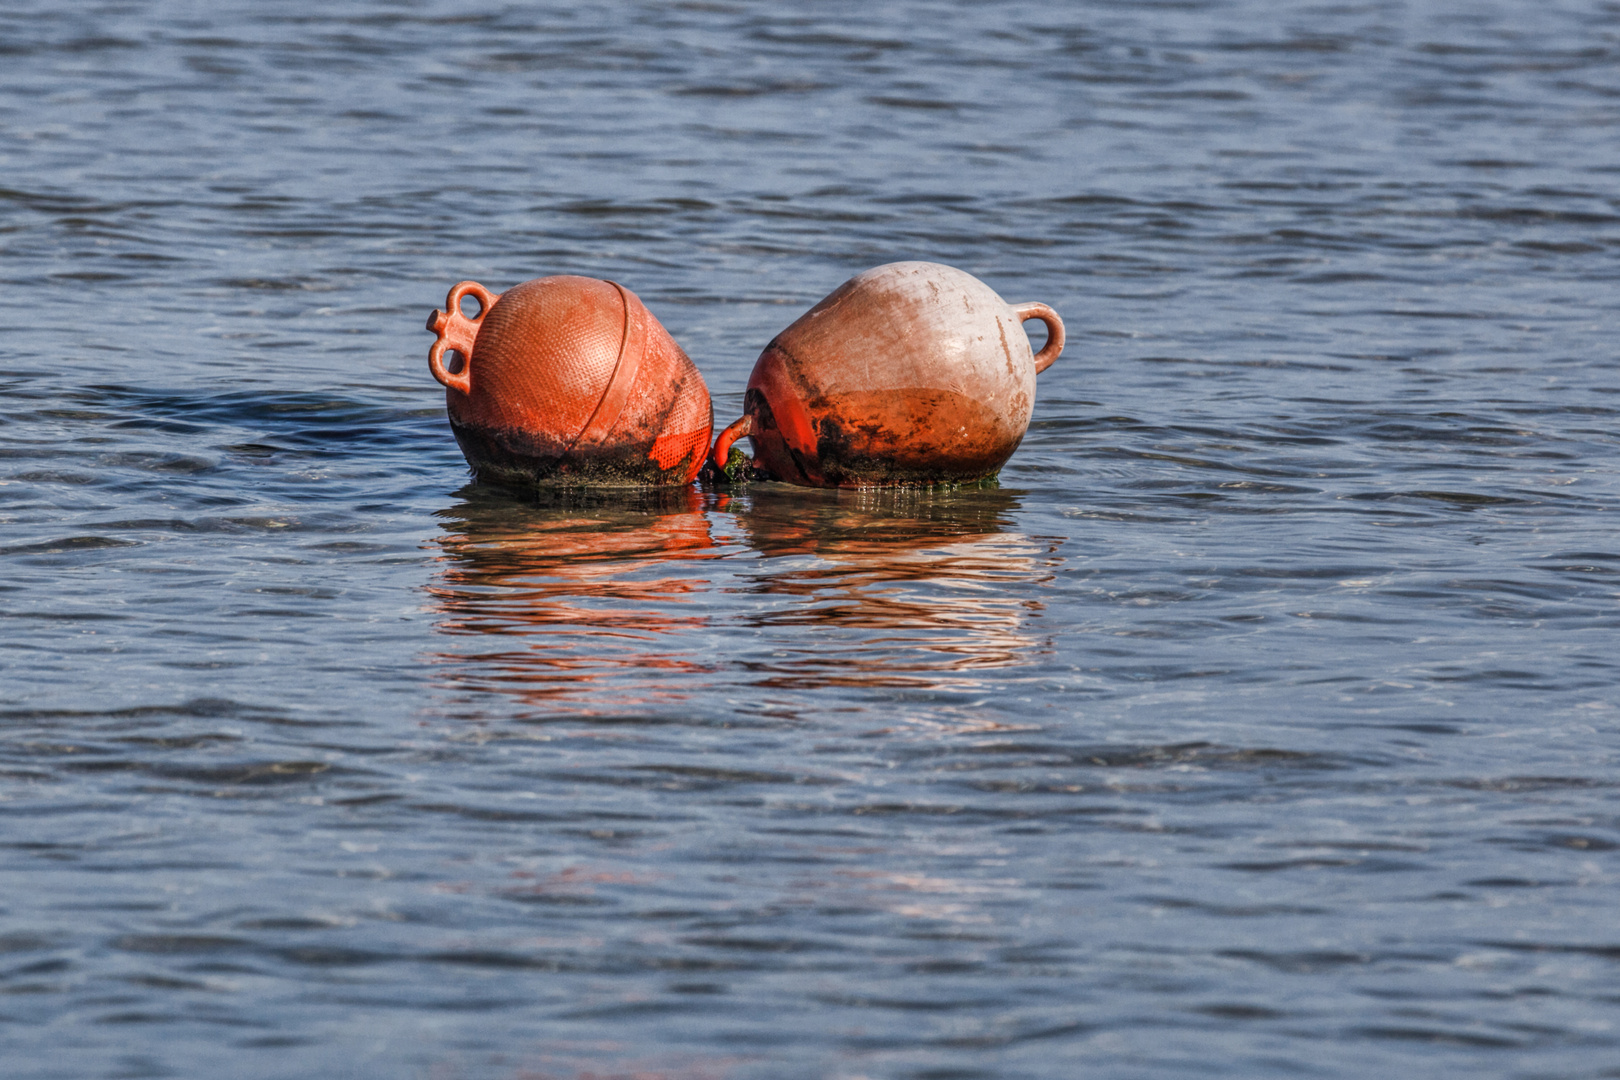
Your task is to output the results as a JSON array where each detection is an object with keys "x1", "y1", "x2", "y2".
[
  {"x1": 428, "y1": 484, "x2": 1059, "y2": 724},
  {"x1": 428, "y1": 487, "x2": 719, "y2": 713},
  {"x1": 727, "y1": 486, "x2": 1060, "y2": 701}
]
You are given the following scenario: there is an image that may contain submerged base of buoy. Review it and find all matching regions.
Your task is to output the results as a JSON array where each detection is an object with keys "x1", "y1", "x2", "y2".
[{"x1": 451, "y1": 415, "x2": 709, "y2": 490}]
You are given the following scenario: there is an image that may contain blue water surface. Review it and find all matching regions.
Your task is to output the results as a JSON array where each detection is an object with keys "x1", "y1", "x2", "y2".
[{"x1": 2, "y1": 2, "x2": 1619, "y2": 1077}]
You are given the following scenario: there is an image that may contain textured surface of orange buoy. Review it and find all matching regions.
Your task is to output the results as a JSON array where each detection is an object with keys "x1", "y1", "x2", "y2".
[
  {"x1": 428, "y1": 276, "x2": 712, "y2": 487},
  {"x1": 711, "y1": 261, "x2": 1064, "y2": 488}
]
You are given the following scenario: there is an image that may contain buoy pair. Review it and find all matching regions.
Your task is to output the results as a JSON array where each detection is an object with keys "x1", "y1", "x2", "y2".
[{"x1": 426, "y1": 262, "x2": 1064, "y2": 489}]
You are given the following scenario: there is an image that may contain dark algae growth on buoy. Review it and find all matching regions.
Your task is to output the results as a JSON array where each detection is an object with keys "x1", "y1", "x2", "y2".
[{"x1": 4, "y1": 2, "x2": 1620, "y2": 1078}]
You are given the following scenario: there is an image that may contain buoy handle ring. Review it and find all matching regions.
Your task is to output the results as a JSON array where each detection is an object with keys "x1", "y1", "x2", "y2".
[
  {"x1": 428, "y1": 281, "x2": 500, "y2": 395},
  {"x1": 711, "y1": 414, "x2": 753, "y2": 474},
  {"x1": 1013, "y1": 302, "x2": 1065, "y2": 374}
]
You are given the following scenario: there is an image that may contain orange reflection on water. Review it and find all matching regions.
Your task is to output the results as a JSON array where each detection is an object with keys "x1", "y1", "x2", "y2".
[
  {"x1": 426, "y1": 483, "x2": 1062, "y2": 715},
  {"x1": 726, "y1": 486, "x2": 1060, "y2": 695},
  {"x1": 427, "y1": 487, "x2": 720, "y2": 711}
]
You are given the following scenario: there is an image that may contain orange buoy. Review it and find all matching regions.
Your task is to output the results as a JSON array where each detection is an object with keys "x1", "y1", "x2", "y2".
[
  {"x1": 710, "y1": 261, "x2": 1063, "y2": 488},
  {"x1": 428, "y1": 276, "x2": 712, "y2": 487}
]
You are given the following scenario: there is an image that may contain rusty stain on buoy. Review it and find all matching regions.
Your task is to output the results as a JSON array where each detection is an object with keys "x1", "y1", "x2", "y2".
[
  {"x1": 428, "y1": 276, "x2": 712, "y2": 488},
  {"x1": 711, "y1": 261, "x2": 1064, "y2": 488}
]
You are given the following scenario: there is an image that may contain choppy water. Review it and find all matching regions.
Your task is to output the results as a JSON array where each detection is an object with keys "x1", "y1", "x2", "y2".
[{"x1": 4, "y1": 2, "x2": 1620, "y2": 1077}]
